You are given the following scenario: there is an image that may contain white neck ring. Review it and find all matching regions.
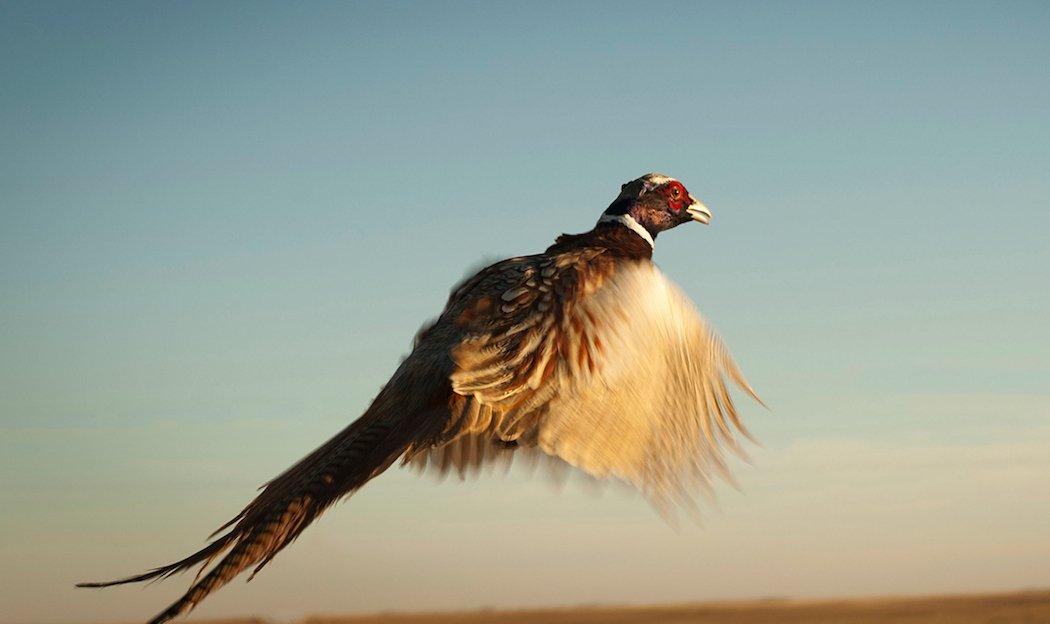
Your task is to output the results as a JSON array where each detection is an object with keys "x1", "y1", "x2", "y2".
[{"x1": 597, "y1": 213, "x2": 655, "y2": 249}]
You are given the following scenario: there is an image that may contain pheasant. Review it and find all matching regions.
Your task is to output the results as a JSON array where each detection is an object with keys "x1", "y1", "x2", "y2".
[{"x1": 78, "y1": 172, "x2": 763, "y2": 624}]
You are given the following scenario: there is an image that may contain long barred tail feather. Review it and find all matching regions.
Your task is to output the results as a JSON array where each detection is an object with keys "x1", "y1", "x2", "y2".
[
  {"x1": 77, "y1": 407, "x2": 440, "y2": 624},
  {"x1": 75, "y1": 538, "x2": 234, "y2": 589}
]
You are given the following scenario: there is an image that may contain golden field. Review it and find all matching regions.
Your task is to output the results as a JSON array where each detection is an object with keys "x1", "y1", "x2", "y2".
[{"x1": 158, "y1": 590, "x2": 1050, "y2": 624}]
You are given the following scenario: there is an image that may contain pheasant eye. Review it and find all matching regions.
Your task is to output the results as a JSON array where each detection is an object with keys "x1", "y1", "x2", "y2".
[{"x1": 670, "y1": 185, "x2": 681, "y2": 199}]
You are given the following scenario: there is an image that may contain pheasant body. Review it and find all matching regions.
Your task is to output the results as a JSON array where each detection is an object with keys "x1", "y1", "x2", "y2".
[{"x1": 79, "y1": 173, "x2": 761, "y2": 624}]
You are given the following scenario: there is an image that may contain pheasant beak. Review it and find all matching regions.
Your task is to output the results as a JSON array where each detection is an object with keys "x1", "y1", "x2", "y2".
[{"x1": 686, "y1": 196, "x2": 712, "y2": 225}]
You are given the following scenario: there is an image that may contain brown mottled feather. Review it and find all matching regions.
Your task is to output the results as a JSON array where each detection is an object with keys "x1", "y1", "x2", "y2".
[{"x1": 418, "y1": 225, "x2": 761, "y2": 507}]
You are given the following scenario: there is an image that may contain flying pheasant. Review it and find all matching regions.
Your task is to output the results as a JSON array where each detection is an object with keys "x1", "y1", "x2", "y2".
[{"x1": 78, "y1": 172, "x2": 763, "y2": 623}]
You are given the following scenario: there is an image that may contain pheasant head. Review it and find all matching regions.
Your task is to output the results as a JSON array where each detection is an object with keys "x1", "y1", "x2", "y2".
[{"x1": 599, "y1": 173, "x2": 711, "y2": 244}]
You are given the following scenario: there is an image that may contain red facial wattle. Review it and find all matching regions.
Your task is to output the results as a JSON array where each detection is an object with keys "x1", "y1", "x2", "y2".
[{"x1": 664, "y1": 181, "x2": 688, "y2": 213}]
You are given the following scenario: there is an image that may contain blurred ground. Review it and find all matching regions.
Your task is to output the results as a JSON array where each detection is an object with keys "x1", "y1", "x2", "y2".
[{"x1": 161, "y1": 590, "x2": 1050, "y2": 624}]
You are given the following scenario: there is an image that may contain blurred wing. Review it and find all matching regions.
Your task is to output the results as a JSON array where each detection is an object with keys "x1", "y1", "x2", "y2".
[
  {"x1": 428, "y1": 259, "x2": 761, "y2": 507},
  {"x1": 537, "y1": 262, "x2": 762, "y2": 506}
]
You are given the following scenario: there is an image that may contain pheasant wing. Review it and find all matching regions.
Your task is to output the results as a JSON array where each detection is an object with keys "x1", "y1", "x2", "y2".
[{"x1": 435, "y1": 256, "x2": 761, "y2": 507}]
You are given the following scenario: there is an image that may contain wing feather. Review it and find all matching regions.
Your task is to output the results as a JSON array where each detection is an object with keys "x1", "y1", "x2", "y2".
[{"x1": 428, "y1": 257, "x2": 762, "y2": 509}]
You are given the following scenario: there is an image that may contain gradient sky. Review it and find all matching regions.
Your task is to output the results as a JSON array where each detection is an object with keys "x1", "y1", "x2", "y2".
[{"x1": 2, "y1": 2, "x2": 1049, "y2": 623}]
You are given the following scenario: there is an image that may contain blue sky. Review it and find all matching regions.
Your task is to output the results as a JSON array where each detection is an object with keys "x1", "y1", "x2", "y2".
[{"x1": 2, "y1": 2, "x2": 1049, "y2": 622}]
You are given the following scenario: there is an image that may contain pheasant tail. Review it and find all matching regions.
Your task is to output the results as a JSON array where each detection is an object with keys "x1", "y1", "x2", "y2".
[{"x1": 77, "y1": 409, "x2": 428, "y2": 624}]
